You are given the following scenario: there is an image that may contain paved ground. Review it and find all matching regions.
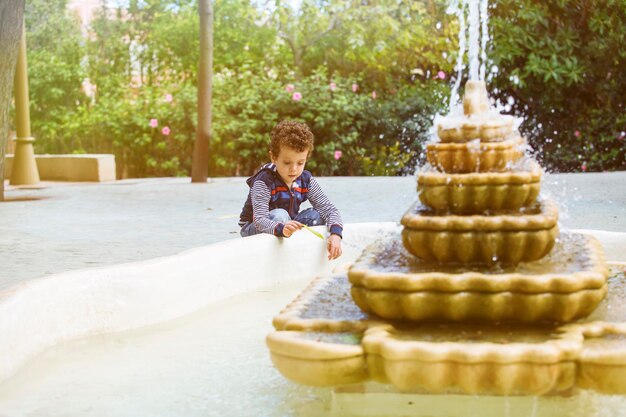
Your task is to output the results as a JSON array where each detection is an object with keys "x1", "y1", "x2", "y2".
[{"x1": 1, "y1": 171, "x2": 625, "y2": 291}]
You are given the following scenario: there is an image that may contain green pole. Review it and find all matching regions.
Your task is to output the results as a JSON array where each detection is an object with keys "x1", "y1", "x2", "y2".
[{"x1": 10, "y1": 20, "x2": 39, "y2": 185}]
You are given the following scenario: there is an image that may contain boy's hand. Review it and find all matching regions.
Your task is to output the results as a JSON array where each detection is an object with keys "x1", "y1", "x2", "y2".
[
  {"x1": 282, "y1": 220, "x2": 302, "y2": 238},
  {"x1": 327, "y1": 234, "x2": 342, "y2": 260}
]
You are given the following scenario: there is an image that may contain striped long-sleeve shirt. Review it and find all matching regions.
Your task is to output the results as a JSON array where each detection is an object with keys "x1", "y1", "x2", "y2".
[{"x1": 239, "y1": 163, "x2": 343, "y2": 238}]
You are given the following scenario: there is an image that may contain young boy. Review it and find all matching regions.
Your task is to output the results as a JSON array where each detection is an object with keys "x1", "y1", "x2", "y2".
[{"x1": 239, "y1": 120, "x2": 343, "y2": 260}]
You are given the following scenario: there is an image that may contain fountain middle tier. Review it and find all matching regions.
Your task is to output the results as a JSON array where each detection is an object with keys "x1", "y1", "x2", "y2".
[
  {"x1": 349, "y1": 231, "x2": 608, "y2": 322},
  {"x1": 417, "y1": 158, "x2": 542, "y2": 214},
  {"x1": 401, "y1": 198, "x2": 559, "y2": 264},
  {"x1": 426, "y1": 134, "x2": 526, "y2": 173}
]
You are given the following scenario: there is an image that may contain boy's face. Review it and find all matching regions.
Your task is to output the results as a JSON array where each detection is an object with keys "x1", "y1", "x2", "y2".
[{"x1": 271, "y1": 146, "x2": 308, "y2": 186}]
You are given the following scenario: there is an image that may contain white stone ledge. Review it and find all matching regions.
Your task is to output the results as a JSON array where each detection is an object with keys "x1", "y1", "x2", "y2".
[{"x1": 5, "y1": 154, "x2": 116, "y2": 182}]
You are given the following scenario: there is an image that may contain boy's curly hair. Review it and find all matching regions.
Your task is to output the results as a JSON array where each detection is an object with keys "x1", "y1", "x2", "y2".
[{"x1": 269, "y1": 120, "x2": 314, "y2": 158}]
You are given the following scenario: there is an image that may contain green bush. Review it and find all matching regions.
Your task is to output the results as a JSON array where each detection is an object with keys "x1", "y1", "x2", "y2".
[
  {"x1": 44, "y1": 82, "x2": 196, "y2": 178},
  {"x1": 210, "y1": 68, "x2": 448, "y2": 176}
]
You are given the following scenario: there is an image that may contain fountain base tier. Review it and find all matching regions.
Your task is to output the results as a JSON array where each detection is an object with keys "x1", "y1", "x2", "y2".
[
  {"x1": 417, "y1": 160, "x2": 542, "y2": 214},
  {"x1": 577, "y1": 322, "x2": 626, "y2": 393},
  {"x1": 363, "y1": 324, "x2": 579, "y2": 396},
  {"x1": 266, "y1": 331, "x2": 367, "y2": 387},
  {"x1": 268, "y1": 266, "x2": 626, "y2": 395}
]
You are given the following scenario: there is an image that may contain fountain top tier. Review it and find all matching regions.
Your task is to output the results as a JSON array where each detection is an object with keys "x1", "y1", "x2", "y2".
[
  {"x1": 436, "y1": 80, "x2": 517, "y2": 143},
  {"x1": 463, "y1": 79, "x2": 490, "y2": 116}
]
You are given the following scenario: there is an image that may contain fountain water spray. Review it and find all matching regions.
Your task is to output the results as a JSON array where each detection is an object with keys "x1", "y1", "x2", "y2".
[{"x1": 447, "y1": 0, "x2": 490, "y2": 111}]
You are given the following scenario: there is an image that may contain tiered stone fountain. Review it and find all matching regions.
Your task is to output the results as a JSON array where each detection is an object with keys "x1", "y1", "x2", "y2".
[{"x1": 267, "y1": 81, "x2": 626, "y2": 396}]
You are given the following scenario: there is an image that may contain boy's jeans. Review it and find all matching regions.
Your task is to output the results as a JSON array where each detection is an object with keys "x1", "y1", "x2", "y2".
[{"x1": 240, "y1": 208, "x2": 323, "y2": 237}]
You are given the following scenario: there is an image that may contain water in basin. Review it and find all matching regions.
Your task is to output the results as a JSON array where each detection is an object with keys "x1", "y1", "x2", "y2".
[
  {"x1": 0, "y1": 278, "x2": 329, "y2": 417},
  {"x1": 0, "y1": 275, "x2": 625, "y2": 417}
]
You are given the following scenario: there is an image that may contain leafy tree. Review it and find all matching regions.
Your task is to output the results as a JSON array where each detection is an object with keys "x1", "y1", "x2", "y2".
[
  {"x1": 489, "y1": 0, "x2": 626, "y2": 172},
  {"x1": 24, "y1": 0, "x2": 85, "y2": 154},
  {"x1": 310, "y1": 0, "x2": 455, "y2": 88},
  {"x1": 213, "y1": 0, "x2": 282, "y2": 74},
  {"x1": 271, "y1": 0, "x2": 455, "y2": 88}
]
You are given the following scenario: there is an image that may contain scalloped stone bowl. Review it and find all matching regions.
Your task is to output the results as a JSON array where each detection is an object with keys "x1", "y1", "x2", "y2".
[
  {"x1": 348, "y1": 232, "x2": 609, "y2": 322},
  {"x1": 400, "y1": 199, "x2": 559, "y2": 264},
  {"x1": 577, "y1": 322, "x2": 626, "y2": 394},
  {"x1": 417, "y1": 159, "x2": 542, "y2": 214},
  {"x1": 436, "y1": 113, "x2": 515, "y2": 143},
  {"x1": 435, "y1": 80, "x2": 517, "y2": 143},
  {"x1": 426, "y1": 135, "x2": 525, "y2": 173},
  {"x1": 363, "y1": 323, "x2": 581, "y2": 395}
]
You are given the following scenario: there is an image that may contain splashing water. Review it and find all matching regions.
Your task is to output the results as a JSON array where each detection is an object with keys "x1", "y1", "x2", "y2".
[
  {"x1": 447, "y1": 0, "x2": 466, "y2": 111},
  {"x1": 504, "y1": 396, "x2": 511, "y2": 417},
  {"x1": 447, "y1": 0, "x2": 490, "y2": 111},
  {"x1": 530, "y1": 396, "x2": 539, "y2": 417},
  {"x1": 479, "y1": 0, "x2": 490, "y2": 80},
  {"x1": 468, "y1": 0, "x2": 480, "y2": 80}
]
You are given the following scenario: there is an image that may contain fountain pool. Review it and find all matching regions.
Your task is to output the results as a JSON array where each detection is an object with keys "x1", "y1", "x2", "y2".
[{"x1": 0, "y1": 224, "x2": 624, "y2": 416}]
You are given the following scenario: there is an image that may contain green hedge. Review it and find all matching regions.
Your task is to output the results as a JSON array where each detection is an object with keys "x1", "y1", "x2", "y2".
[{"x1": 40, "y1": 69, "x2": 447, "y2": 178}]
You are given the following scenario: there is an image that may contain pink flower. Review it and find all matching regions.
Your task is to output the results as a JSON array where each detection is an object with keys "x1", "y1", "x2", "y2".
[
  {"x1": 618, "y1": 132, "x2": 625, "y2": 140},
  {"x1": 437, "y1": 71, "x2": 446, "y2": 80},
  {"x1": 165, "y1": 94, "x2": 173, "y2": 103},
  {"x1": 150, "y1": 118, "x2": 158, "y2": 128},
  {"x1": 162, "y1": 126, "x2": 171, "y2": 136},
  {"x1": 581, "y1": 163, "x2": 587, "y2": 172},
  {"x1": 329, "y1": 82, "x2": 337, "y2": 92},
  {"x1": 292, "y1": 92, "x2": 302, "y2": 101},
  {"x1": 352, "y1": 83, "x2": 359, "y2": 92},
  {"x1": 334, "y1": 150, "x2": 343, "y2": 160},
  {"x1": 371, "y1": 91, "x2": 377, "y2": 99},
  {"x1": 574, "y1": 130, "x2": 581, "y2": 137},
  {"x1": 285, "y1": 84, "x2": 295, "y2": 93}
]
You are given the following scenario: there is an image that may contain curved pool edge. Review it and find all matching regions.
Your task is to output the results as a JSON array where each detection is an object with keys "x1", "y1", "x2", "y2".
[
  {"x1": 0, "y1": 222, "x2": 400, "y2": 383},
  {"x1": 0, "y1": 224, "x2": 622, "y2": 385}
]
